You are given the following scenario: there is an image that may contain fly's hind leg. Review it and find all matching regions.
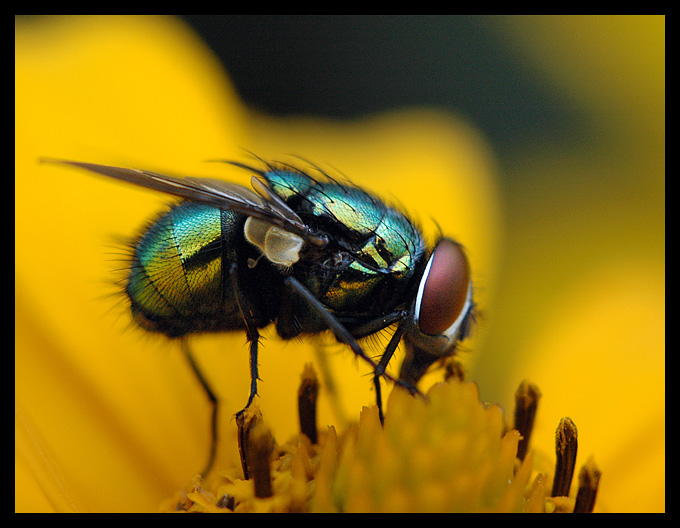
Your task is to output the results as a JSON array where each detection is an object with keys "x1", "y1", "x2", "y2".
[{"x1": 181, "y1": 339, "x2": 219, "y2": 478}]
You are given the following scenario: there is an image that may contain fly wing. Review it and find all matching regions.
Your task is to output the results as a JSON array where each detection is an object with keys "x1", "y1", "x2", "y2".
[
  {"x1": 42, "y1": 159, "x2": 324, "y2": 244},
  {"x1": 187, "y1": 174, "x2": 308, "y2": 234}
]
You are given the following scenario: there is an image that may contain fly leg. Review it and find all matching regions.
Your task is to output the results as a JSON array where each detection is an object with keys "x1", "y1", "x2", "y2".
[
  {"x1": 372, "y1": 323, "x2": 407, "y2": 424},
  {"x1": 349, "y1": 314, "x2": 412, "y2": 424},
  {"x1": 284, "y1": 277, "x2": 420, "y2": 421},
  {"x1": 181, "y1": 339, "x2": 219, "y2": 477},
  {"x1": 229, "y1": 264, "x2": 261, "y2": 419},
  {"x1": 239, "y1": 328, "x2": 261, "y2": 416}
]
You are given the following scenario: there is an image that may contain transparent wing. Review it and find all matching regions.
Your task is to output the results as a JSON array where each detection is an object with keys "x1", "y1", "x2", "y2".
[{"x1": 42, "y1": 159, "x2": 326, "y2": 245}]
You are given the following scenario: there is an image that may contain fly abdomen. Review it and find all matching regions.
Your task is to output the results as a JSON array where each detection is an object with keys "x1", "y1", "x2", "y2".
[{"x1": 126, "y1": 202, "x2": 243, "y2": 337}]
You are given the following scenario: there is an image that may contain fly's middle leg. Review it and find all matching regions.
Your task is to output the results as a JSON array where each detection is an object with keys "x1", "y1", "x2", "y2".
[{"x1": 229, "y1": 263, "x2": 262, "y2": 419}]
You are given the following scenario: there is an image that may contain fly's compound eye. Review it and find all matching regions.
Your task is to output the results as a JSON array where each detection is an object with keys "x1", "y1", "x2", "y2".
[{"x1": 415, "y1": 238, "x2": 471, "y2": 336}]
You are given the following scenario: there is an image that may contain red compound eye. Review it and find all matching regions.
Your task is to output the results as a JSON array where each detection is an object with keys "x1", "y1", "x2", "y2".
[{"x1": 416, "y1": 239, "x2": 470, "y2": 336}]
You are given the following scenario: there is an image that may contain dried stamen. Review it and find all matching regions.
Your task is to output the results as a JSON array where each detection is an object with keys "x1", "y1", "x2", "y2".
[
  {"x1": 513, "y1": 380, "x2": 541, "y2": 461},
  {"x1": 249, "y1": 421, "x2": 274, "y2": 498},
  {"x1": 298, "y1": 363, "x2": 319, "y2": 445},
  {"x1": 236, "y1": 406, "x2": 260, "y2": 481},
  {"x1": 552, "y1": 417, "x2": 578, "y2": 497},
  {"x1": 215, "y1": 494, "x2": 236, "y2": 510},
  {"x1": 236, "y1": 405, "x2": 274, "y2": 497},
  {"x1": 573, "y1": 456, "x2": 601, "y2": 513}
]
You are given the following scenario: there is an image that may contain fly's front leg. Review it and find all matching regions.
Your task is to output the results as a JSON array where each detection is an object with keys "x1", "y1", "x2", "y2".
[
  {"x1": 284, "y1": 277, "x2": 388, "y2": 375},
  {"x1": 372, "y1": 322, "x2": 408, "y2": 424},
  {"x1": 348, "y1": 310, "x2": 413, "y2": 423},
  {"x1": 284, "y1": 277, "x2": 420, "y2": 422}
]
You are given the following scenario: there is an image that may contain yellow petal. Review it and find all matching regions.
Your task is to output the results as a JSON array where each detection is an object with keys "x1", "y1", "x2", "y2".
[
  {"x1": 17, "y1": 16, "x2": 500, "y2": 512},
  {"x1": 16, "y1": 15, "x2": 248, "y2": 511}
]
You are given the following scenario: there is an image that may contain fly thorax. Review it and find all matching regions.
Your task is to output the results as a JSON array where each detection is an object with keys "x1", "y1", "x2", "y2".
[{"x1": 244, "y1": 216, "x2": 304, "y2": 267}]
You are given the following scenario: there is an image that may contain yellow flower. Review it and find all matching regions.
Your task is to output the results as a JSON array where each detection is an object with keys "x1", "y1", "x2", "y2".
[
  {"x1": 16, "y1": 16, "x2": 664, "y2": 512},
  {"x1": 318, "y1": 380, "x2": 531, "y2": 513},
  {"x1": 16, "y1": 16, "x2": 498, "y2": 512},
  {"x1": 158, "y1": 370, "x2": 602, "y2": 513},
  {"x1": 162, "y1": 375, "x2": 535, "y2": 513}
]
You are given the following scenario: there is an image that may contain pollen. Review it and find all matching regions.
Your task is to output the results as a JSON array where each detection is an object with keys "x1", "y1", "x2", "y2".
[{"x1": 160, "y1": 365, "x2": 600, "y2": 513}]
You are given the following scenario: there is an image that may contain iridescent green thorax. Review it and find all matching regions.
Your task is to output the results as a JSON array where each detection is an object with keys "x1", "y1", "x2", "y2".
[{"x1": 266, "y1": 169, "x2": 426, "y2": 315}]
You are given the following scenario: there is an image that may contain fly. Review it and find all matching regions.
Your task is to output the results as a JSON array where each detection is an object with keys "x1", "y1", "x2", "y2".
[{"x1": 43, "y1": 157, "x2": 476, "y2": 476}]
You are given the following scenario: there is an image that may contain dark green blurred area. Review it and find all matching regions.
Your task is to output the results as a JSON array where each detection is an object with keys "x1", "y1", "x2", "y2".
[{"x1": 181, "y1": 15, "x2": 587, "y2": 160}]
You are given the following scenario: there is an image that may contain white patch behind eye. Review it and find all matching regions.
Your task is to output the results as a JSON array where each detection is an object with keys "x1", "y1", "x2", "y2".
[{"x1": 413, "y1": 250, "x2": 435, "y2": 325}]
